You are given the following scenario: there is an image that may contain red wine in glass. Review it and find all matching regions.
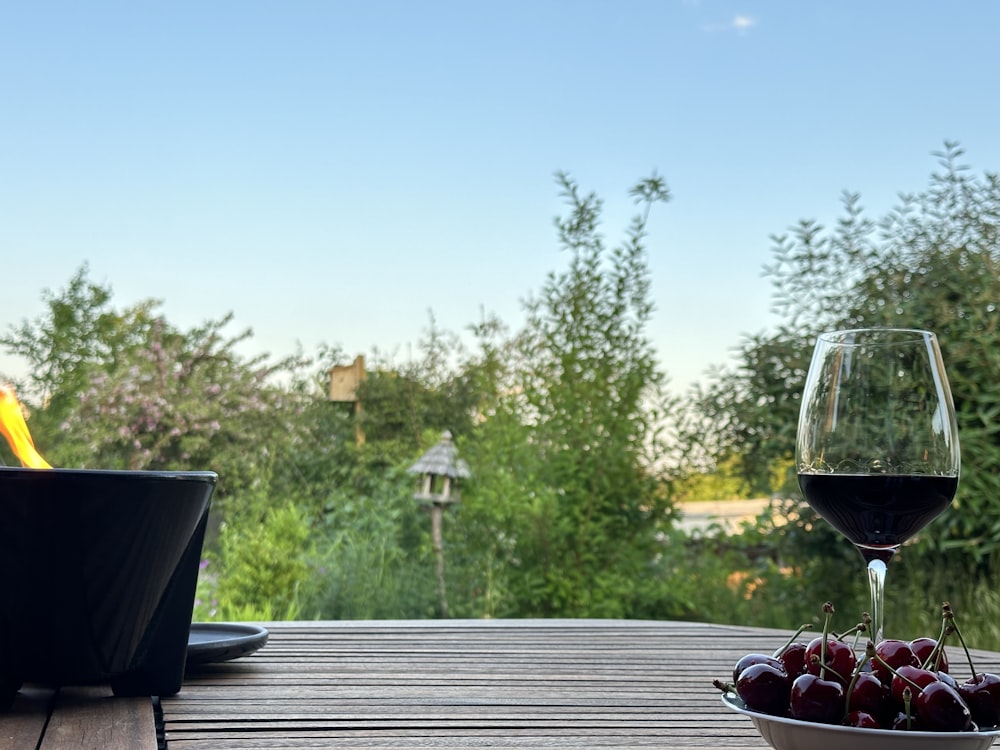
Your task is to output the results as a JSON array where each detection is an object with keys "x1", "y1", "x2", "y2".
[
  {"x1": 796, "y1": 329, "x2": 960, "y2": 642},
  {"x1": 798, "y1": 474, "x2": 957, "y2": 548}
]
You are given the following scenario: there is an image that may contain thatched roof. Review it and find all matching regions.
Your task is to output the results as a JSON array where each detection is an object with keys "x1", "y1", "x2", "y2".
[{"x1": 407, "y1": 431, "x2": 470, "y2": 478}]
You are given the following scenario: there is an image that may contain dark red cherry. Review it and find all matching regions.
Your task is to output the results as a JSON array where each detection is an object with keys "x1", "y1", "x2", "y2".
[
  {"x1": 891, "y1": 666, "x2": 939, "y2": 707},
  {"x1": 790, "y1": 672, "x2": 844, "y2": 724},
  {"x1": 779, "y1": 642, "x2": 808, "y2": 679},
  {"x1": 843, "y1": 710, "x2": 881, "y2": 728},
  {"x1": 914, "y1": 680, "x2": 972, "y2": 732},
  {"x1": 733, "y1": 653, "x2": 785, "y2": 684},
  {"x1": 910, "y1": 636, "x2": 949, "y2": 673},
  {"x1": 958, "y1": 673, "x2": 1000, "y2": 728},
  {"x1": 848, "y1": 671, "x2": 890, "y2": 722},
  {"x1": 873, "y1": 639, "x2": 919, "y2": 685},
  {"x1": 805, "y1": 637, "x2": 856, "y2": 685},
  {"x1": 736, "y1": 662, "x2": 791, "y2": 716}
]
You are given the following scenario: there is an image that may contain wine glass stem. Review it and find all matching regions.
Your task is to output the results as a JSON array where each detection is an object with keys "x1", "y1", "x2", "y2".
[{"x1": 867, "y1": 558, "x2": 887, "y2": 643}]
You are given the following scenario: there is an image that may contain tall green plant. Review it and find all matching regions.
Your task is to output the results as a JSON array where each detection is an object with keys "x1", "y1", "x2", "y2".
[{"x1": 469, "y1": 171, "x2": 677, "y2": 617}]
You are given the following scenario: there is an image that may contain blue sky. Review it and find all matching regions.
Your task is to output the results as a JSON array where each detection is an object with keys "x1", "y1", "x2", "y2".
[{"x1": 2, "y1": 2, "x2": 999, "y2": 394}]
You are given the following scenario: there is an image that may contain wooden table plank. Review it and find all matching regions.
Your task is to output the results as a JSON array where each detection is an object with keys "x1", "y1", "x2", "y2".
[
  {"x1": 9, "y1": 618, "x2": 1000, "y2": 748},
  {"x1": 161, "y1": 620, "x2": 779, "y2": 748},
  {"x1": 39, "y1": 685, "x2": 157, "y2": 750},
  {"x1": 0, "y1": 685, "x2": 54, "y2": 748}
]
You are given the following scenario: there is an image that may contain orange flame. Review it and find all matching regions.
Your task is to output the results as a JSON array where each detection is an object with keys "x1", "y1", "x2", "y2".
[{"x1": 0, "y1": 386, "x2": 51, "y2": 469}]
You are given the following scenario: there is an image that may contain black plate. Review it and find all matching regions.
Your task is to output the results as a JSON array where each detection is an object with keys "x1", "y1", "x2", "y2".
[{"x1": 187, "y1": 622, "x2": 268, "y2": 666}]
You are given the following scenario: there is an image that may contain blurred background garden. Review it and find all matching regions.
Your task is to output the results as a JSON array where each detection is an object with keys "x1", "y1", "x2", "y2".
[{"x1": 3, "y1": 144, "x2": 1000, "y2": 647}]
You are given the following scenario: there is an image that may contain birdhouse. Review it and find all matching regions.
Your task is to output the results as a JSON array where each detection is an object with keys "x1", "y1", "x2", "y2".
[
  {"x1": 328, "y1": 355, "x2": 365, "y2": 403},
  {"x1": 407, "y1": 431, "x2": 470, "y2": 618},
  {"x1": 329, "y1": 355, "x2": 366, "y2": 444},
  {"x1": 407, "y1": 431, "x2": 470, "y2": 506}
]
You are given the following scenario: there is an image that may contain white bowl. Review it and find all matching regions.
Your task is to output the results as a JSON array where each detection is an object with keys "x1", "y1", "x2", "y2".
[{"x1": 722, "y1": 692, "x2": 1000, "y2": 750}]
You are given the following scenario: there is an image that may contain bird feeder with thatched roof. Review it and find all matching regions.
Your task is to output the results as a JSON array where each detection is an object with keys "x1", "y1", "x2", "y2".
[
  {"x1": 409, "y1": 431, "x2": 470, "y2": 505},
  {"x1": 407, "y1": 431, "x2": 469, "y2": 616}
]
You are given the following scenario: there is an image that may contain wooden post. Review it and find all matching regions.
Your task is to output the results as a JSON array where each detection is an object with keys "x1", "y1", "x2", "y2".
[
  {"x1": 429, "y1": 504, "x2": 448, "y2": 618},
  {"x1": 353, "y1": 399, "x2": 365, "y2": 446}
]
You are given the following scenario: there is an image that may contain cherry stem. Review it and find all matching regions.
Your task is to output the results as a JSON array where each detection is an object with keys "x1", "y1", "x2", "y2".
[
  {"x1": 872, "y1": 650, "x2": 926, "y2": 694},
  {"x1": 920, "y1": 616, "x2": 951, "y2": 672},
  {"x1": 903, "y1": 686, "x2": 913, "y2": 730},
  {"x1": 712, "y1": 679, "x2": 735, "y2": 694},
  {"x1": 809, "y1": 653, "x2": 849, "y2": 685},
  {"x1": 820, "y1": 602, "x2": 834, "y2": 681},
  {"x1": 835, "y1": 622, "x2": 867, "y2": 644},
  {"x1": 843, "y1": 648, "x2": 872, "y2": 718},
  {"x1": 921, "y1": 643, "x2": 946, "y2": 672},
  {"x1": 943, "y1": 601, "x2": 978, "y2": 677},
  {"x1": 771, "y1": 623, "x2": 814, "y2": 659},
  {"x1": 852, "y1": 613, "x2": 872, "y2": 652}
]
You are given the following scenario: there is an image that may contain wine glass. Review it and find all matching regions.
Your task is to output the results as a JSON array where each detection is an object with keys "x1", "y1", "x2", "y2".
[{"x1": 796, "y1": 328, "x2": 960, "y2": 642}]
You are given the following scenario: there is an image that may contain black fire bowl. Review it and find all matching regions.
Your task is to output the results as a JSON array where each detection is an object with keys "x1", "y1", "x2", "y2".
[{"x1": 0, "y1": 467, "x2": 216, "y2": 708}]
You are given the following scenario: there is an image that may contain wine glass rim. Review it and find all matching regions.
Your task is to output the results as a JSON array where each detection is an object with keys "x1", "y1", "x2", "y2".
[{"x1": 817, "y1": 327, "x2": 937, "y2": 343}]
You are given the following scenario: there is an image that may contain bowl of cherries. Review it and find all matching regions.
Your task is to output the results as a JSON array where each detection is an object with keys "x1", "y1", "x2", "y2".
[{"x1": 715, "y1": 602, "x2": 1000, "y2": 750}]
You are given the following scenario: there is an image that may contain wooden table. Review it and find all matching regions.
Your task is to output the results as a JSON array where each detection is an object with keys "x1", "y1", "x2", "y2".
[{"x1": 6, "y1": 619, "x2": 1000, "y2": 749}]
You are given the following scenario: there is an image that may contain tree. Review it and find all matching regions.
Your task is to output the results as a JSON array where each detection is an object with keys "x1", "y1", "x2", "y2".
[
  {"x1": 59, "y1": 313, "x2": 299, "y2": 480},
  {"x1": 0, "y1": 266, "x2": 318, "y2": 500},
  {"x1": 691, "y1": 327, "x2": 809, "y2": 496},
  {"x1": 0, "y1": 265, "x2": 162, "y2": 457},
  {"x1": 460, "y1": 171, "x2": 678, "y2": 617},
  {"x1": 701, "y1": 142, "x2": 1000, "y2": 564}
]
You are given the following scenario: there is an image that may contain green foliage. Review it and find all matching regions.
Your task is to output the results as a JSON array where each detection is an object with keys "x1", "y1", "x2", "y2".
[
  {"x1": 61, "y1": 314, "x2": 289, "y2": 473},
  {"x1": 10, "y1": 150, "x2": 1000, "y2": 636},
  {"x1": 454, "y1": 171, "x2": 678, "y2": 617},
  {"x1": 352, "y1": 314, "x2": 484, "y2": 469},
  {"x1": 885, "y1": 550, "x2": 1000, "y2": 649},
  {"x1": 212, "y1": 501, "x2": 311, "y2": 621},
  {"x1": 665, "y1": 143, "x2": 1000, "y2": 648},
  {"x1": 0, "y1": 172, "x2": 689, "y2": 623},
  {"x1": 699, "y1": 142, "x2": 1000, "y2": 566},
  {"x1": 689, "y1": 504, "x2": 1000, "y2": 651},
  {"x1": 0, "y1": 265, "x2": 159, "y2": 463},
  {"x1": 692, "y1": 329, "x2": 810, "y2": 497},
  {"x1": 717, "y1": 499, "x2": 867, "y2": 627},
  {"x1": 8, "y1": 150, "x2": 1000, "y2": 641},
  {"x1": 0, "y1": 265, "x2": 303, "y2": 480},
  {"x1": 1, "y1": 264, "x2": 148, "y2": 405},
  {"x1": 671, "y1": 454, "x2": 753, "y2": 503},
  {"x1": 302, "y1": 465, "x2": 438, "y2": 619}
]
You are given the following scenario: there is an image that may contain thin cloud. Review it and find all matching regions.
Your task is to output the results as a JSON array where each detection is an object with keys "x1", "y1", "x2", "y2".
[{"x1": 701, "y1": 15, "x2": 758, "y2": 34}]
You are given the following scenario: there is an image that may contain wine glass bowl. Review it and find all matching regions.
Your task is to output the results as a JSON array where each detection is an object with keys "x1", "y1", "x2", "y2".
[{"x1": 796, "y1": 328, "x2": 960, "y2": 641}]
